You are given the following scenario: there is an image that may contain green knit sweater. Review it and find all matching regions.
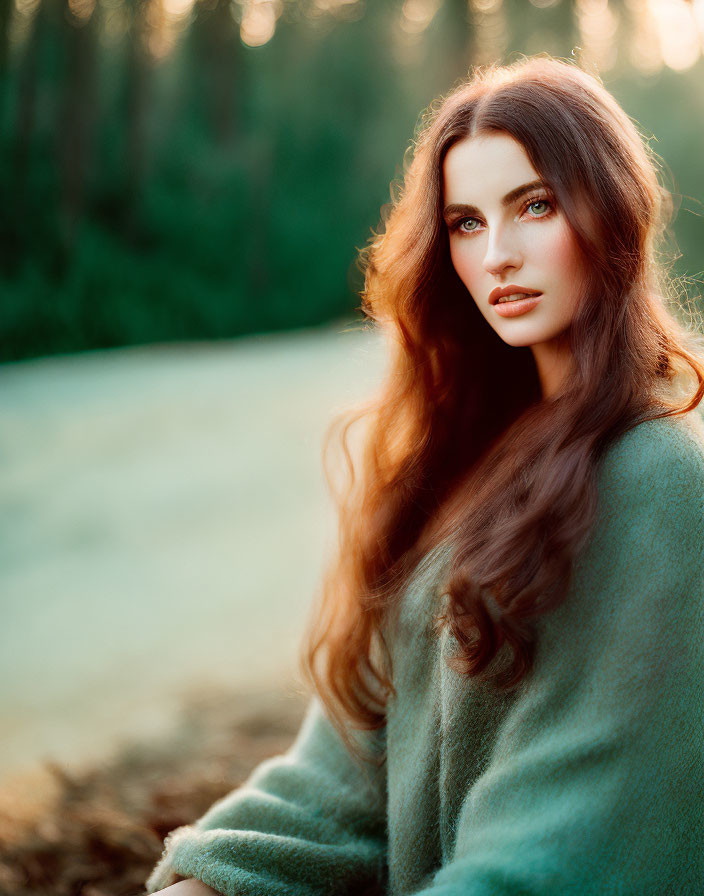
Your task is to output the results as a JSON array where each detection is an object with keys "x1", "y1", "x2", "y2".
[{"x1": 146, "y1": 413, "x2": 704, "y2": 896}]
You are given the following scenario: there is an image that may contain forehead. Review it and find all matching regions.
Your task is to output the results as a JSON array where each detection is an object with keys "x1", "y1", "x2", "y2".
[{"x1": 442, "y1": 132, "x2": 540, "y2": 204}]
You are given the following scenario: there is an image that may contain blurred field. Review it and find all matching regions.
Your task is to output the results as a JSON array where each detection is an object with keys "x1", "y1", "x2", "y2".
[{"x1": 0, "y1": 323, "x2": 385, "y2": 789}]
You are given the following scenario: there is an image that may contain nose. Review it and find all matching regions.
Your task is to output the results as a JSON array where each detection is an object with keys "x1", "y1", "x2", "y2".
[{"x1": 482, "y1": 225, "x2": 523, "y2": 277}]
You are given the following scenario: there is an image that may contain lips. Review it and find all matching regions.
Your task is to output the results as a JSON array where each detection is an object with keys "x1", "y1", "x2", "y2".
[{"x1": 489, "y1": 285, "x2": 542, "y2": 305}]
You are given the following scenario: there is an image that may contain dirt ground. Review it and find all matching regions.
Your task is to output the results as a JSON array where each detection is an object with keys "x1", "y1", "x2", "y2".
[{"x1": 0, "y1": 685, "x2": 308, "y2": 896}]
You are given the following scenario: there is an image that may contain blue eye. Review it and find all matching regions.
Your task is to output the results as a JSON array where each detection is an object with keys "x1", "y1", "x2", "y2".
[
  {"x1": 525, "y1": 198, "x2": 552, "y2": 217},
  {"x1": 448, "y1": 195, "x2": 554, "y2": 236},
  {"x1": 457, "y1": 218, "x2": 480, "y2": 233}
]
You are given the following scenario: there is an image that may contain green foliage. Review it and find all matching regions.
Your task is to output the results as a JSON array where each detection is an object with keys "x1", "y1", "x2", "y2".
[{"x1": 2, "y1": 0, "x2": 704, "y2": 361}]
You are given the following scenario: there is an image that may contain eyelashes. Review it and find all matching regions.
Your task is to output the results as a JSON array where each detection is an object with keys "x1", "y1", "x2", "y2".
[{"x1": 449, "y1": 195, "x2": 556, "y2": 236}]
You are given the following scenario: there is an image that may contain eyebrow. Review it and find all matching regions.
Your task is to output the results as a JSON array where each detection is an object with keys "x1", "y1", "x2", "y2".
[{"x1": 443, "y1": 179, "x2": 548, "y2": 221}]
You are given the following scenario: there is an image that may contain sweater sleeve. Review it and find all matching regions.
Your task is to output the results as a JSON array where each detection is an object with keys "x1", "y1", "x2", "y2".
[
  {"x1": 417, "y1": 422, "x2": 704, "y2": 896},
  {"x1": 145, "y1": 698, "x2": 388, "y2": 896}
]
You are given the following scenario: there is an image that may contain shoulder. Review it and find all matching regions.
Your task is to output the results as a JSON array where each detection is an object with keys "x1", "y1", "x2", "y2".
[
  {"x1": 570, "y1": 411, "x2": 704, "y2": 619},
  {"x1": 598, "y1": 410, "x2": 704, "y2": 511}
]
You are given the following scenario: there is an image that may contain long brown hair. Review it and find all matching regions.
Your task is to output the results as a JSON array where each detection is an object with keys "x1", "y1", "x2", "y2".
[{"x1": 300, "y1": 54, "x2": 704, "y2": 744}]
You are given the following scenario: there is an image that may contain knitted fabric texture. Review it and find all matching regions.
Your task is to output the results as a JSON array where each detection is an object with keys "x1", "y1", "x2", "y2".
[{"x1": 147, "y1": 413, "x2": 704, "y2": 896}]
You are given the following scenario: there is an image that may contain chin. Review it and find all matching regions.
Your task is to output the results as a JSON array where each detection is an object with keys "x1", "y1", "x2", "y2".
[{"x1": 493, "y1": 326, "x2": 549, "y2": 348}]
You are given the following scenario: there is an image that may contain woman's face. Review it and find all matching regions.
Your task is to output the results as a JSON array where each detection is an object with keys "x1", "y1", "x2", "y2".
[{"x1": 442, "y1": 131, "x2": 588, "y2": 393}]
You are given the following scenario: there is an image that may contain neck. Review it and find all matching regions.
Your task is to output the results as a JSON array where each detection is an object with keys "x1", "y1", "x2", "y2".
[{"x1": 531, "y1": 336, "x2": 574, "y2": 400}]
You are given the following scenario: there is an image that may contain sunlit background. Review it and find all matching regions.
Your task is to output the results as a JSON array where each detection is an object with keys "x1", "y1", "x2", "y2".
[{"x1": 2, "y1": 0, "x2": 704, "y2": 796}]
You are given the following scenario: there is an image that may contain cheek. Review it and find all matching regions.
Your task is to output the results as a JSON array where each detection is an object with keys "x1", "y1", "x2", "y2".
[
  {"x1": 449, "y1": 242, "x2": 481, "y2": 289},
  {"x1": 541, "y1": 223, "x2": 585, "y2": 285}
]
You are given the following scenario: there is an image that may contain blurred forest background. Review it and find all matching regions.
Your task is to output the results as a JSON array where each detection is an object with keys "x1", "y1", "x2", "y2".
[
  {"x1": 4, "y1": 0, "x2": 704, "y2": 363},
  {"x1": 3, "y1": 3, "x2": 704, "y2": 891}
]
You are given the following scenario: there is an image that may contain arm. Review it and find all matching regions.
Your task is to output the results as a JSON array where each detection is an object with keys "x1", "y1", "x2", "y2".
[
  {"x1": 146, "y1": 699, "x2": 387, "y2": 896},
  {"x1": 418, "y1": 423, "x2": 704, "y2": 895}
]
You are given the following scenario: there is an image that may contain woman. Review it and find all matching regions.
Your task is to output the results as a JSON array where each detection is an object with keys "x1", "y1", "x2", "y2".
[{"x1": 146, "y1": 55, "x2": 704, "y2": 895}]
